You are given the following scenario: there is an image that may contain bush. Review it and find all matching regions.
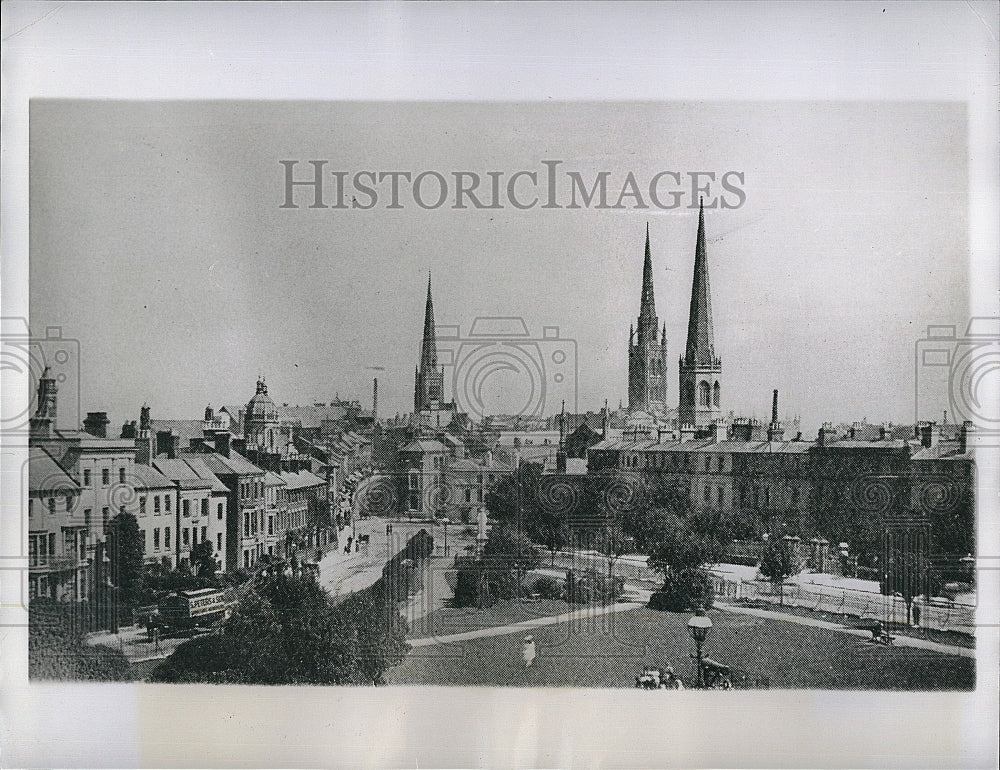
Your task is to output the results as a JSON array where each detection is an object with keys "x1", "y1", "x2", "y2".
[
  {"x1": 532, "y1": 575, "x2": 563, "y2": 600},
  {"x1": 648, "y1": 568, "x2": 715, "y2": 612},
  {"x1": 565, "y1": 569, "x2": 624, "y2": 604},
  {"x1": 30, "y1": 604, "x2": 133, "y2": 681}
]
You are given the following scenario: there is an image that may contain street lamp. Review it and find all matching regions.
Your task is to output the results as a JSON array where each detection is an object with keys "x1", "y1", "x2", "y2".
[
  {"x1": 386, "y1": 522, "x2": 393, "y2": 557},
  {"x1": 687, "y1": 605, "x2": 713, "y2": 688}
]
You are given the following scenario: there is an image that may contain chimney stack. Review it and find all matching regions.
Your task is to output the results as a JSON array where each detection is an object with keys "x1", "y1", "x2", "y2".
[
  {"x1": 771, "y1": 389, "x2": 779, "y2": 425},
  {"x1": 204, "y1": 404, "x2": 214, "y2": 421},
  {"x1": 959, "y1": 421, "x2": 972, "y2": 453},
  {"x1": 680, "y1": 424, "x2": 696, "y2": 442},
  {"x1": 767, "y1": 390, "x2": 784, "y2": 441},
  {"x1": 372, "y1": 377, "x2": 378, "y2": 421},
  {"x1": 919, "y1": 421, "x2": 940, "y2": 449},
  {"x1": 83, "y1": 411, "x2": 110, "y2": 438}
]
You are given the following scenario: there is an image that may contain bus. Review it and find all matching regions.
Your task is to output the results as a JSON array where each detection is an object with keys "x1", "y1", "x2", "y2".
[{"x1": 157, "y1": 588, "x2": 227, "y2": 631}]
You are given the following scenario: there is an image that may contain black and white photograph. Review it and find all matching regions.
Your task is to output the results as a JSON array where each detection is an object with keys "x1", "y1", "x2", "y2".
[{"x1": 2, "y1": 2, "x2": 998, "y2": 768}]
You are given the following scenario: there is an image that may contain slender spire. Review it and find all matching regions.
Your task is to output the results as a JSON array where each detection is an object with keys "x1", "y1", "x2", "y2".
[
  {"x1": 420, "y1": 271, "x2": 437, "y2": 371},
  {"x1": 638, "y1": 222, "x2": 656, "y2": 330},
  {"x1": 684, "y1": 198, "x2": 716, "y2": 365}
]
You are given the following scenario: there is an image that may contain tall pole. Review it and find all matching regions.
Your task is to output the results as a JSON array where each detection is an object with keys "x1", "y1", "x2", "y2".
[{"x1": 695, "y1": 637, "x2": 704, "y2": 688}]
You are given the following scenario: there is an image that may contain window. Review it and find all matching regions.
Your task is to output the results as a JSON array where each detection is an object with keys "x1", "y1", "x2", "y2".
[
  {"x1": 217, "y1": 503, "x2": 223, "y2": 520},
  {"x1": 119, "y1": 468, "x2": 126, "y2": 484},
  {"x1": 703, "y1": 486, "x2": 711, "y2": 503},
  {"x1": 79, "y1": 531, "x2": 86, "y2": 559},
  {"x1": 465, "y1": 489, "x2": 472, "y2": 503},
  {"x1": 201, "y1": 499, "x2": 209, "y2": 517},
  {"x1": 217, "y1": 533, "x2": 223, "y2": 552},
  {"x1": 66, "y1": 495, "x2": 74, "y2": 512},
  {"x1": 84, "y1": 509, "x2": 92, "y2": 528},
  {"x1": 164, "y1": 527, "x2": 171, "y2": 548},
  {"x1": 154, "y1": 496, "x2": 160, "y2": 513},
  {"x1": 699, "y1": 381, "x2": 711, "y2": 407},
  {"x1": 713, "y1": 381, "x2": 721, "y2": 408},
  {"x1": 48, "y1": 532, "x2": 56, "y2": 556},
  {"x1": 139, "y1": 496, "x2": 146, "y2": 515},
  {"x1": 48, "y1": 498, "x2": 56, "y2": 515},
  {"x1": 704, "y1": 456, "x2": 711, "y2": 472},
  {"x1": 183, "y1": 500, "x2": 190, "y2": 518},
  {"x1": 153, "y1": 528, "x2": 160, "y2": 549},
  {"x1": 201, "y1": 526, "x2": 207, "y2": 542},
  {"x1": 244, "y1": 513, "x2": 250, "y2": 538},
  {"x1": 718, "y1": 456, "x2": 724, "y2": 472},
  {"x1": 165, "y1": 495, "x2": 171, "y2": 512},
  {"x1": 716, "y1": 486, "x2": 724, "y2": 505},
  {"x1": 83, "y1": 469, "x2": 91, "y2": 487},
  {"x1": 102, "y1": 468, "x2": 110, "y2": 486},
  {"x1": 102, "y1": 507, "x2": 109, "y2": 531},
  {"x1": 65, "y1": 530, "x2": 75, "y2": 554}
]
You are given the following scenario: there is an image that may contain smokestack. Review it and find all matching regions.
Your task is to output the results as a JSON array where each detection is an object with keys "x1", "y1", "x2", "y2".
[
  {"x1": 767, "y1": 390, "x2": 784, "y2": 441},
  {"x1": 372, "y1": 377, "x2": 378, "y2": 421},
  {"x1": 602, "y1": 399, "x2": 610, "y2": 438},
  {"x1": 959, "y1": 421, "x2": 972, "y2": 453},
  {"x1": 771, "y1": 390, "x2": 779, "y2": 425}
]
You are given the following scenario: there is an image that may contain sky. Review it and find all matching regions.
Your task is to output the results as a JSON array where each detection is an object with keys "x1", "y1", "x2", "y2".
[{"x1": 29, "y1": 100, "x2": 969, "y2": 435}]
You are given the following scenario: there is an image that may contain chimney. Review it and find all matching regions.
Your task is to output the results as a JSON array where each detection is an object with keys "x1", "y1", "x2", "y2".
[
  {"x1": 215, "y1": 432, "x2": 231, "y2": 457},
  {"x1": 156, "y1": 430, "x2": 177, "y2": 459},
  {"x1": 139, "y1": 403, "x2": 151, "y2": 433},
  {"x1": 959, "y1": 421, "x2": 972, "y2": 453},
  {"x1": 602, "y1": 399, "x2": 610, "y2": 438},
  {"x1": 817, "y1": 423, "x2": 837, "y2": 447},
  {"x1": 710, "y1": 420, "x2": 726, "y2": 443},
  {"x1": 372, "y1": 377, "x2": 378, "y2": 421},
  {"x1": 920, "y1": 421, "x2": 940, "y2": 449},
  {"x1": 83, "y1": 411, "x2": 110, "y2": 438},
  {"x1": 204, "y1": 404, "x2": 214, "y2": 421},
  {"x1": 767, "y1": 391, "x2": 784, "y2": 442},
  {"x1": 121, "y1": 420, "x2": 137, "y2": 439},
  {"x1": 771, "y1": 389, "x2": 779, "y2": 425},
  {"x1": 680, "y1": 424, "x2": 696, "y2": 442}
]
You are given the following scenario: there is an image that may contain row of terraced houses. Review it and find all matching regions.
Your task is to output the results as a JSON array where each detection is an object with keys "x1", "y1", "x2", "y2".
[{"x1": 26, "y1": 373, "x2": 371, "y2": 602}]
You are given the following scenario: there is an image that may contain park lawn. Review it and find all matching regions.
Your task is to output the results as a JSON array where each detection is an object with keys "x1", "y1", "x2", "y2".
[
  {"x1": 389, "y1": 604, "x2": 974, "y2": 690},
  {"x1": 407, "y1": 598, "x2": 577, "y2": 640}
]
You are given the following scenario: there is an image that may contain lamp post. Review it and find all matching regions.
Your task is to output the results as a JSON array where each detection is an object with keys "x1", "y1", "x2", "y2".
[
  {"x1": 687, "y1": 605, "x2": 713, "y2": 688},
  {"x1": 385, "y1": 522, "x2": 393, "y2": 558}
]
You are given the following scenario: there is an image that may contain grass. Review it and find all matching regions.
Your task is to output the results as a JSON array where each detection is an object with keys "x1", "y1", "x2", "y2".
[
  {"x1": 389, "y1": 603, "x2": 975, "y2": 690},
  {"x1": 407, "y1": 597, "x2": 578, "y2": 640},
  {"x1": 729, "y1": 598, "x2": 976, "y2": 649}
]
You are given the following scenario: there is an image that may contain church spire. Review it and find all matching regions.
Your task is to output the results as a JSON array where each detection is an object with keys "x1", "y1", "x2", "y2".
[
  {"x1": 638, "y1": 222, "x2": 656, "y2": 328},
  {"x1": 420, "y1": 271, "x2": 437, "y2": 371},
  {"x1": 684, "y1": 199, "x2": 716, "y2": 365}
]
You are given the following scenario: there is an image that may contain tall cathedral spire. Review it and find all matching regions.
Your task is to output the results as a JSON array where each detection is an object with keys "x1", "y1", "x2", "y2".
[
  {"x1": 628, "y1": 224, "x2": 668, "y2": 413},
  {"x1": 639, "y1": 222, "x2": 656, "y2": 330},
  {"x1": 420, "y1": 272, "x2": 438, "y2": 371},
  {"x1": 684, "y1": 199, "x2": 716, "y2": 366},
  {"x1": 414, "y1": 271, "x2": 446, "y2": 413},
  {"x1": 678, "y1": 199, "x2": 722, "y2": 430}
]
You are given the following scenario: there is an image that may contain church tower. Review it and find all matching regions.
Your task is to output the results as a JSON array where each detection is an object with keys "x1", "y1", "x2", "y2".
[
  {"x1": 678, "y1": 200, "x2": 723, "y2": 430},
  {"x1": 628, "y1": 224, "x2": 669, "y2": 413},
  {"x1": 414, "y1": 272, "x2": 445, "y2": 412}
]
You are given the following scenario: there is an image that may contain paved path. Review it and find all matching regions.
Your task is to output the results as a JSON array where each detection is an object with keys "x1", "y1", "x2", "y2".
[
  {"x1": 715, "y1": 600, "x2": 975, "y2": 659},
  {"x1": 408, "y1": 601, "x2": 643, "y2": 648}
]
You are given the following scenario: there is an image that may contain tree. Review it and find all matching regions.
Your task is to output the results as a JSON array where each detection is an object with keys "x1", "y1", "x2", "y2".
[
  {"x1": 190, "y1": 540, "x2": 218, "y2": 578},
  {"x1": 152, "y1": 573, "x2": 409, "y2": 685},
  {"x1": 105, "y1": 512, "x2": 145, "y2": 605},
  {"x1": 757, "y1": 539, "x2": 793, "y2": 604},
  {"x1": 644, "y1": 511, "x2": 726, "y2": 612}
]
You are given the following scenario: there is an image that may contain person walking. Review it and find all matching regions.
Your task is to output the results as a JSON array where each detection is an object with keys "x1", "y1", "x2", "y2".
[{"x1": 522, "y1": 635, "x2": 537, "y2": 668}]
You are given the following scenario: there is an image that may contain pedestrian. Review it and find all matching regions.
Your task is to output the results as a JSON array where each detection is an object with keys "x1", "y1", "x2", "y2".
[
  {"x1": 522, "y1": 635, "x2": 536, "y2": 668},
  {"x1": 911, "y1": 602, "x2": 921, "y2": 628}
]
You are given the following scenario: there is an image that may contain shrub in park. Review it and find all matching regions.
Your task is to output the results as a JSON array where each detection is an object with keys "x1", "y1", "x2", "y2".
[
  {"x1": 29, "y1": 602, "x2": 132, "y2": 681},
  {"x1": 532, "y1": 575, "x2": 564, "y2": 600},
  {"x1": 648, "y1": 567, "x2": 714, "y2": 612}
]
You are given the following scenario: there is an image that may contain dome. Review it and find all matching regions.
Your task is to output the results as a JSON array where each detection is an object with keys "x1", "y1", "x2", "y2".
[{"x1": 246, "y1": 378, "x2": 278, "y2": 421}]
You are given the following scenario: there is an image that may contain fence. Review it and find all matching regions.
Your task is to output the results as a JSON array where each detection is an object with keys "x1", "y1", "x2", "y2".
[{"x1": 709, "y1": 574, "x2": 975, "y2": 635}]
